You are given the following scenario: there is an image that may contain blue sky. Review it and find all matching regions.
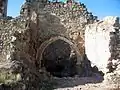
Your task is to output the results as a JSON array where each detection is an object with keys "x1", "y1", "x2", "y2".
[
  {"x1": 7, "y1": 0, "x2": 24, "y2": 17},
  {"x1": 7, "y1": 0, "x2": 120, "y2": 19}
]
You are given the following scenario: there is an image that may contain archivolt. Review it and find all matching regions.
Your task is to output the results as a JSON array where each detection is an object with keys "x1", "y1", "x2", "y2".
[{"x1": 36, "y1": 36, "x2": 82, "y2": 67}]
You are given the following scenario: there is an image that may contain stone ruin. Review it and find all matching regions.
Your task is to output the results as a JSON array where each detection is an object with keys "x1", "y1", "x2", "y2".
[
  {"x1": 0, "y1": 0, "x2": 7, "y2": 17},
  {"x1": 0, "y1": 0, "x2": 119, "y2": 89}
]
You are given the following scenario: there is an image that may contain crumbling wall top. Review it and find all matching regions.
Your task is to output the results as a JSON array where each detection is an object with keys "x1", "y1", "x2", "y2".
[{"x1": 0, "y1": 0, "x2": 8, "y2": 17}]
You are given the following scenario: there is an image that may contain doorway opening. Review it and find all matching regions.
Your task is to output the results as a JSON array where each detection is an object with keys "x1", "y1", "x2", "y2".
[{"x1": 41, "y1": 39, "x2": 77, "y2": 77}]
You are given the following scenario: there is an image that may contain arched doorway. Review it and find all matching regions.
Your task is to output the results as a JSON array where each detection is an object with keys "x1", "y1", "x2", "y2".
[{"x1": 36, "y1": 36, "x2": 81, "y2": 77}]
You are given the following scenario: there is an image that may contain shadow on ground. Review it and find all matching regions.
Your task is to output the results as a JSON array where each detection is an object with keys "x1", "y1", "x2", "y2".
[{"x1": 53, "y1": 75, "x2": 104, "y2": 89}]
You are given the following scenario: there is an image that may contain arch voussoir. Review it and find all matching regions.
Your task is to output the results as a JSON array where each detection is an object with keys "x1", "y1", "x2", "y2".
[{"x1": 36, "y1": 36, "x2": 82, "y2": 68}]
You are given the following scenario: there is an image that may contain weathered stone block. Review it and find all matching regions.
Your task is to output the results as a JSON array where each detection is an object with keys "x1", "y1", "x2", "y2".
[{"x1": 85, "y1": 16, "x2": 120, "y2": 73}]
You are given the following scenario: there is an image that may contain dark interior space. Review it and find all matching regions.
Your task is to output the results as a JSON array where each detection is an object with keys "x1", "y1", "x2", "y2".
[{"x1": 41, "y1": 39, "x2": 77, "y2": 77}]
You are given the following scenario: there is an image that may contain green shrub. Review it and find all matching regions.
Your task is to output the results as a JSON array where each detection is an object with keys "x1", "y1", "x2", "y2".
[{"x1": 0, "y1": 71, "x2": 21, "y2": 85}]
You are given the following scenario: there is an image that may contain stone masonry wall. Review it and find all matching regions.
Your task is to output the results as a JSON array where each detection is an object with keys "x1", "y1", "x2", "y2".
[
  {"x1": 0, "y1": 0, "x2": 8, "y2": 17},
  {"x1": 1, "y1": 0, "x2": 120, "y2": 89},
  {"x1": 0, "y1": 0, "x2": 88, "y2": 73},
  {"x1": 0, "y1": 0, "x2": 100, "y2": 75},
  {"x1": 0, "y1": 19, "x2": 26, "y2": 63},
  {"x1": 85, "y1": 16, "x2": 120, "y2": 73},
  {"x1": 20, "y1": 0, "x2": 99, "y2": 57}
]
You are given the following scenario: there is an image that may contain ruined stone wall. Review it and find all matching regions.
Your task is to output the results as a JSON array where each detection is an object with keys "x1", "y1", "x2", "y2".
[
  {"x1": 0, "y1": 0, "x2": 99, "y2": 73},
  {"x1": 0, "y1": 0, "x2": 119, "y2": 88},
  {"x1": 23, "y1": 0, "x2": 98, "y2": 57},
  {"x1": 0, "y1": 16, "x2": 41, "y2": 71},
  {"x1": 0, "y1": 0, "x2": 100, "y2": 72},
  {"x1": 0, "y1": 0, "x2": 102, "y2": 89},
  {"x1": 0, "y1": 0, "x2": 8, "y2": 17},
  {"x1": 0, "y1": 18, "x2": 26, "y2": 64},
  {"x1": 0, "y1": 15, "x2": 54, "y2": 88},
  {"x1": 85, "y1": 16, "x2": 120, "y2": 73}
]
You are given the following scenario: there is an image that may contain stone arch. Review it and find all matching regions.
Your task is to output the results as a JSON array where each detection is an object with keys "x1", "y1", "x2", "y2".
[{"x1": 36, "y1": 36, "x2": 82, "y2": 67}]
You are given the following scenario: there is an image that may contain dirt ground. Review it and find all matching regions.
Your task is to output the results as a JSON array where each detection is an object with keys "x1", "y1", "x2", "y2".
[{"x1": 53, "y1": 76, "x2": 120, "y2": 90}]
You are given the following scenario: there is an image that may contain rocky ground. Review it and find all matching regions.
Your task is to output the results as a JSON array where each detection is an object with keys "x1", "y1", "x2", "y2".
[
  {"x1": 55, "y1": 83, "x2": 120, "y2": 90},
  {"x1": 53, "y1": 76, "x2": 120, "y2": 90}
]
